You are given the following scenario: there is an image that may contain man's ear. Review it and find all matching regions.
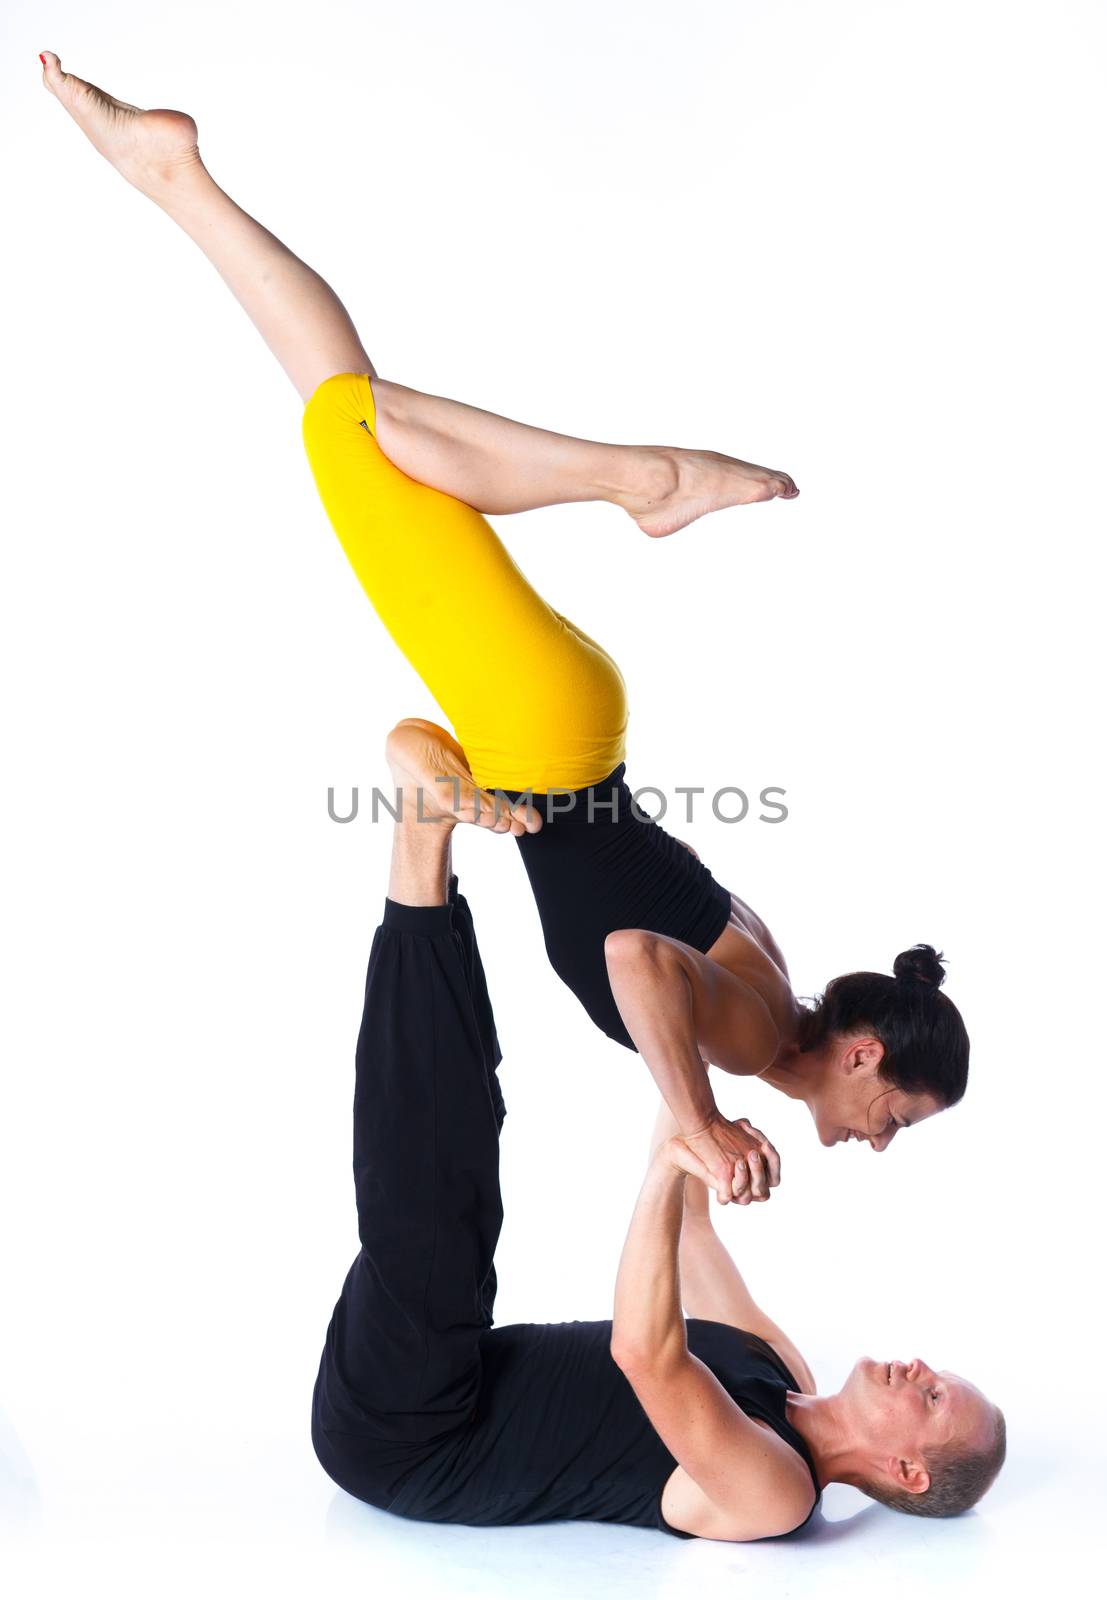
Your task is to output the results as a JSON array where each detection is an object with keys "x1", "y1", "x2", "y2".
[
  {"x1": 843, "y1": 1037, "x2": 886, "y2": 1077},
  {"x1": 890, "y1": 1456, "x2": 931, "y2": 1496}
]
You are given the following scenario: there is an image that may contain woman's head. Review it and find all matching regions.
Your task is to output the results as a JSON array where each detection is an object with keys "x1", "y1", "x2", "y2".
[{"x1": 797, "y1": 945, "x2": 969, "y2": 1149}]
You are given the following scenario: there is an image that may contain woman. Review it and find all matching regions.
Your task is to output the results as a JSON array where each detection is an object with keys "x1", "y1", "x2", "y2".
[{"x1": 39, "y1": 52, "x2": 971, "y2": 1203}]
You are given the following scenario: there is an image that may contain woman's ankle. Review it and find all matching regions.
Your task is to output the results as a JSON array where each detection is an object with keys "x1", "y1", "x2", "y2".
[
  {"x1": 604, "y1": 445, "x2": 680, "y2": 518},
  {"x1": 141, "y1": 151, "x2": 216, "y2": 212}
]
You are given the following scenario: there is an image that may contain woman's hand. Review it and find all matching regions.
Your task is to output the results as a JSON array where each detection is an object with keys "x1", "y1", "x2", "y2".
[{"x1": 678, "y1": 1116, "x2": 781, "y2": 1206}]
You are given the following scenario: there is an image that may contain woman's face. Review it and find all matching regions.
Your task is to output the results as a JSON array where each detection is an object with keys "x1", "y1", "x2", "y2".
[{"x1": 809, "y1": 1036, "x2": 945, "y2": 1149}]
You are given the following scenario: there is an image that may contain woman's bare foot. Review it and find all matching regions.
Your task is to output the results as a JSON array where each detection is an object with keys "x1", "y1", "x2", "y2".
[
  {"x1": 619, "y1": 446, "x2": 799, "y2": 539},
  {"x1": 385, "y1": 719, "x2": 543, "y2": 837},
  {"x1": 38, "y1": 50, "x2": 201, "y2": 194}
]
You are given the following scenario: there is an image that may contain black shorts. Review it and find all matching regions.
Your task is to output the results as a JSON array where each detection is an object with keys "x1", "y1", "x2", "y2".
[{"x1": 508, "y1": 764, "x2": 732, "y2": 1050}]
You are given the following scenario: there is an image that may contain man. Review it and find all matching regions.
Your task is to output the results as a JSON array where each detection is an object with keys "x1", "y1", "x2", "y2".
[{"x1": 311, "y1": 769, "x2": 1005, "y2": 1539}]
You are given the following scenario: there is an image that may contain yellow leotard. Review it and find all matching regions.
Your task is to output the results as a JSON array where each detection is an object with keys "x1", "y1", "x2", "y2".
[{"x1": 301, "y1": 371, "x2": 627, "y2": 793}]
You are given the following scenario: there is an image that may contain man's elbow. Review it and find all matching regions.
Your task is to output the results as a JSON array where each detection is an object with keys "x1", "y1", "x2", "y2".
[
  {"x1": 609, "y1": 1331, "x2": 639, "y2": 1375},
  {"x1": 610, "y1": 1326, "x2": 661, "y2": 1380},
  {"x1": 610, "y1": 1330, "x2": 683, "y2": 1383}
]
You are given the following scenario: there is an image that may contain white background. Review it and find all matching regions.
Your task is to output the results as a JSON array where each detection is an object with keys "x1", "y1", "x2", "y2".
[{"x1": 2, "y1": 1, "x2": 1105, "y2": 1595}]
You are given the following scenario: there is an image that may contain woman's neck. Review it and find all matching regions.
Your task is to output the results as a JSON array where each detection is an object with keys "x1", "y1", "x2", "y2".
[{"x1": 759, "y1": 1039, "x2": 826, "y2": 1107}]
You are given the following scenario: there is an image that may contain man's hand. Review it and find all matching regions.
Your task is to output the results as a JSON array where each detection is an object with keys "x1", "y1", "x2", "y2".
[{"x1": 679, "y1": 1116, "x2": 781, "y2": 1206}]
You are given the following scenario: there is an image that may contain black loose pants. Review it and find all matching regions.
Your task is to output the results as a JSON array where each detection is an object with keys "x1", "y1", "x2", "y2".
[{"x1": 311, "y1": 878, "x2": 506, "y2": 1507}]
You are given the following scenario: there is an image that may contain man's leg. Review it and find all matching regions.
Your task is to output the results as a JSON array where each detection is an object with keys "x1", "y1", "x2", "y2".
[
  {"x1": 445, "y1": 872, "x2": 506, "y2": 1324},
  {"x1": 40, "y1": 52, "x2": 798, "y2": 536},
  {"x1": 311, "y1": 802, "x2": 505, "y2": 1503},
  {"x1": 446, "y1": 874, "x2": 505, "y2": 1124}
]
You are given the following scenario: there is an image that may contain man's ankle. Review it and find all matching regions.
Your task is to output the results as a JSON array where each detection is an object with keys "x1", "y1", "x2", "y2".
[{"x1": 387, "y1": 810, "x2": 454, "y2": 906}]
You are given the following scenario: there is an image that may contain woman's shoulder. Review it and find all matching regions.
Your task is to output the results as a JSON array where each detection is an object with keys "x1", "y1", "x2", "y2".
[
  {"x1": 694, "y1": 925, "x2": 798, "y2": 1071},
  {"x1": 709, "y1": 892, "x2": 791, "y2": 986}
]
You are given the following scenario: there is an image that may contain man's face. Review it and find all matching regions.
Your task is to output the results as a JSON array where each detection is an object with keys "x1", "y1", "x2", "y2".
[{"x1": 839, "y1": 1357, "x2": 995, "y2": 1494}]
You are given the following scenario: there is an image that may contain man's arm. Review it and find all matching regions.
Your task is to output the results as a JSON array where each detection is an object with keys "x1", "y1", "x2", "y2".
[
  {"x1": 648, "y1": 1103, "x2": 817, "y2": 1396},
  {"x1": 610, "y1": 1141, "x2": 816, "y2": 1541},
  {"x1": 605, "y1": 929, "x2": 782, "y2": 1204}
]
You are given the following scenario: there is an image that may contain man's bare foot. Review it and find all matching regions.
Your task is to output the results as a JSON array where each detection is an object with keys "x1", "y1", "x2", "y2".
[
  {"x1": 38, "y1": 50, "x2": 202, "y2": 194},
  {"x1": 618, "y1": 445, "x2": 799, "y2": 539},
  {"x1": 385, "y1": 719, "x2": 543, "y2": 837}
]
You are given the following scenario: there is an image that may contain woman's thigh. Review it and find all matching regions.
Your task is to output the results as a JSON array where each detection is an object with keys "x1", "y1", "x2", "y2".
[{"x1": 302, "y1": 371, "x2": 627, "y2": 791}]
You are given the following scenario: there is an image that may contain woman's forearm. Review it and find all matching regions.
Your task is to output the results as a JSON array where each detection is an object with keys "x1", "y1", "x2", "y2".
[
  {"x1": 649, "y1": 1101, "x2": 712, "y2": 1225},
  {"x1": 606, "y1": 932, "x2": 717, "y2": 1134},
  {"x1": 611, "y1": 1158, "x2": 688, "y2": 1372}
]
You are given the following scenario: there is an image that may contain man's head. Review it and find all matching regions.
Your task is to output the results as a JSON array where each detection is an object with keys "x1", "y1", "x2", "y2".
[{"x1": 837, "y1": 1356, "x2": 1005, "y2": 1516}]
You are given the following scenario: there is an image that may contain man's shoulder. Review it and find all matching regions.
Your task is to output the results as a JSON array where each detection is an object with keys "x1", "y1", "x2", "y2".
[{"x1": 661, "y1": 1436, "x2": 817, "y2": 1541}]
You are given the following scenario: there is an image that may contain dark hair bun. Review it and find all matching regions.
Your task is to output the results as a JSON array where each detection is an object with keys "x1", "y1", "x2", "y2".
[{"x1": 893, "y1": 944, "x2": 947, "y2": 988}]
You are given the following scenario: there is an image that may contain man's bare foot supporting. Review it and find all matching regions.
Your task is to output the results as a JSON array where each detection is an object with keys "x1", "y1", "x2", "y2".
[
  {"x1": 39, "y1": 49, "x2": 799, "y2": 537},
  {"x1": 385, "y1": 719, "x2": 542, "y2": 838}
]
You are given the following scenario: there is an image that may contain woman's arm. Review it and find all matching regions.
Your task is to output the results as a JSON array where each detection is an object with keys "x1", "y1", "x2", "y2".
[
  {"x1": 605, "y1": 929, "x2": 782, "y2": 1204},
  {"x1": 610, "y1": 1142, "x2": 816, "y2": 1540}
]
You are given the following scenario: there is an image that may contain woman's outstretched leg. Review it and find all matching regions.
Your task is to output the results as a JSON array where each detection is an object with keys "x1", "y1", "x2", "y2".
[
  {"x1": 38, "y1": 50, "x2": 374, "y2": 403},
  {"x1": 39, "y1": 50, "x2": 799, "y2": 538},
  {"x1": 351, "y1": 378, "x2": 801, "y2": 537}
]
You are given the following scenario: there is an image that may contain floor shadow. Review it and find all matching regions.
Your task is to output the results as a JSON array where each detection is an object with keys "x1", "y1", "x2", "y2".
[
  {"x1": 0, "y1": 1407, "x2": 41, "y2": 1530},
  {"x1": 795, "y1": 1500, "x2": 883, "y2": 1544},
  {"x1": 325, "y1": 1487, "x2": 710, "y2": 1596}
]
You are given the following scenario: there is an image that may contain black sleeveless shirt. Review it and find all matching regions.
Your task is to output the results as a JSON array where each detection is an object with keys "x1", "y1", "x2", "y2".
[
  {"x1": 508, "y1": 765, "x2": 733, "y2": 1051},
  {"x1": 384, "y1": 1318, "x2": 821, "y2": 1536}
]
